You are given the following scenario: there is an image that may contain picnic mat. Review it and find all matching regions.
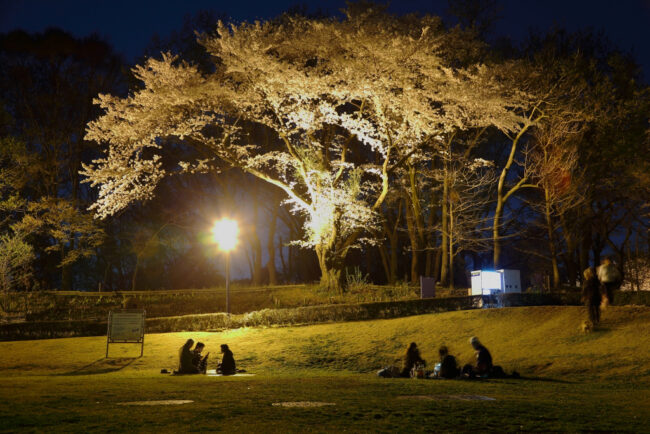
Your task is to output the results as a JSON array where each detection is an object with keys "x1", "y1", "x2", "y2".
[{"x1": 206, "y1": 369, "x2": 255, "y2": 377}]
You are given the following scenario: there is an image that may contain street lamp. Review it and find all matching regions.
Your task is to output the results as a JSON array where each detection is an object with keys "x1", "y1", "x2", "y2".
[{"x1": 212, "y1": 218, "x2": 238, "y2": 315}]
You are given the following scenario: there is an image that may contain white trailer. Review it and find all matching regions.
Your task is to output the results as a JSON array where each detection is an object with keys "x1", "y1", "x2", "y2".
[
  {"x1": 500, "y1": 269, "x2": 522, "y2": 293},
  {"x1": 470, "y1": 269, "x2": 521, "y2": 295}
]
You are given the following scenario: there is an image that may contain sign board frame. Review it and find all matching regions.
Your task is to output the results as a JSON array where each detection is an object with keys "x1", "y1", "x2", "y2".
[{"x1": 106, "y1": 309, "x2": 146, "y2": 358}]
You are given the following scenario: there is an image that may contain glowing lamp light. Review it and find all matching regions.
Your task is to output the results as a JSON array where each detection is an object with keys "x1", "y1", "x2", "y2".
[
  {"x1": 212, "y1": 219, "x2": 238, "y2": 252},
  {"x1": 212, "y1": 218, "x2": 238, "y2": 316}
]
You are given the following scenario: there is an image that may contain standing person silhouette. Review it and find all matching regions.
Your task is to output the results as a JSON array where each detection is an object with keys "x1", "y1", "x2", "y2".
[
  {"x1": 582, "y1": 267, "x2": 602, "y2": 325},
  {"x1": 597, "y1": 257, "x2": 621, "y2": 306}
]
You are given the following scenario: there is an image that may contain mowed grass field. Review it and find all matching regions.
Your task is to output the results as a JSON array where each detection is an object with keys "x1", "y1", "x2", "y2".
[{"x1": 1, "y1": 306, "x2": 649, "y2": 432}]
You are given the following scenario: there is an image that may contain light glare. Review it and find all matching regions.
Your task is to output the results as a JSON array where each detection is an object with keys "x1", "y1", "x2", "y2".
[{"x1": 212, "y1": 219, "x2": 238, "y2": 251}]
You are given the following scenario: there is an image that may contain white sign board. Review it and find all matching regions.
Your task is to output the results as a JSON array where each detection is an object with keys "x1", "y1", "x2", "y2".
[
  {"x1": 106, "y1": 310, "x2": 145, "y2": 357},
  {"x1": 110, "y1": 312, "x2": 144, "y2": 341}
]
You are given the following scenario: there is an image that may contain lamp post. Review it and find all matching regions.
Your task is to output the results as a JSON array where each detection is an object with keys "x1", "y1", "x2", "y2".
[{"x1": 212, "y1": 219, "x2": 238, "y2": 315}]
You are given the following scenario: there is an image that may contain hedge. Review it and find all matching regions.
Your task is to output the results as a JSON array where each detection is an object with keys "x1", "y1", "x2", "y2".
[
  {"x1": 0, "y1": 284, "x2": 414, "y2": 322},
  {"x1": 1, "y1": 296, "x2": 481, "y2": 341},
  {"x1": 2, "y1": 291, "x2": 648, "y2": 341}
]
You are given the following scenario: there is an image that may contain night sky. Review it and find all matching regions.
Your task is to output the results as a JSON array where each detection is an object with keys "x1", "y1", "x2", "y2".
[{"x1": 2, "y1": 0, "x2": 650, "y2": 82}]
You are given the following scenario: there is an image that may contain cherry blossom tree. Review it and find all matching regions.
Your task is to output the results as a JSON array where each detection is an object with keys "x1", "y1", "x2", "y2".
[{"x1": 82, "y1": 9, "x2": 524, "y2": 290}]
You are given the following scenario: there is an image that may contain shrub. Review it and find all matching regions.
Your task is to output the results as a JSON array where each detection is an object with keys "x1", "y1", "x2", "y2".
[
  {"x1": 2, "y1": 296, "x2": 482, "y2": 340},
  {"x1": 345, "y1": 267, "x2": 371, "y2": 293},
  {"x1": 613, "y1": 290, "x2": 650, "y2": 306},
  {"x1": 2, "y1": 286, "x2": 647, "y2": 340}
]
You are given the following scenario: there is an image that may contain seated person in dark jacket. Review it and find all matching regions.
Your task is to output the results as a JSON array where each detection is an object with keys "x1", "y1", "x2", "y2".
[
  {"x1": 192, "y1": 342, "x2": 209, "y2": 373},
  {"x1": 401, "y1": 342, "x2": 425, "y2": 378},
  {"x1": 470, "y1": 336, "x2": 493, "y2": 376},
  {"x1": 218, "y1": 344, "x2": 236, "y2": 375},
  {"x1": 438, "y1": 345, "x2": 460, "y2": 379},
  {"x1": 178, "y1": 338, "x2": 199, "y2": 374}
]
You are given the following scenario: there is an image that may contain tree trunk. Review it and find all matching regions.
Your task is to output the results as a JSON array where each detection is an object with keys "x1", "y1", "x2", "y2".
[
  {"x1": 493, "y1": 117, "x2": 535, "y2": 268},
  {"x1": 61, "y1": 244, "x2": 72, "y2": 291},
  {"x1": 379, "y1": 201, "x2": 401, "y2": 284},
  {"x1": 314, "y1": 208, "x2": 346, "y2": 292},
  {"x1": 250, "y1": 199, "x2": 263, "y2": 285},
  {"x1": 544, "y1": 188, "x2": 560, "y2": 289},
  {"x1": 266, "y1": 196, "x2": 279, "y2": 285},
  {"x1": 405, "y1": 164, "x2": 427, "y2": 285},
  {"x1": 278, "y1": 236, "x2": 287, "y2": 279},
  {"x1": 433, "y1": 248, "x2": 442, "y2": 282},
  {"x1": 315, "y1": 244, "x2": 344, "y2": 292},
  {"x1": 592, "y1": 231, "x2": 604, "y2": 267},
  {"x1": 560, "y1": 212, "x2": 579, "y2": 287},
  {"x1": 440, "y1": 174, "x2": 450, "y2": 286},
  {"x1": 424, "y1": 249, "x2": 433, "y2": 278},
  {"x1": 424, "y1": 211, "x2": 435, "y2": 278},
  {"x1": 288, "y1": 226, "x2": 296, "y2": 282},
  {"x1": 493, "y1": 196, "x2": 504, "y2": 269},
  {"x1": 579, "y1": 212, "x2": 591, "y2": 274},
  {"x1": 377, "y1": 243, "x2": 391, "y2": 284},
  {"x1": 448, "y1": 201, "x2": 455, "y2": 290},
  {"x1": 405, "y1": 197, "x2": 420, "y2": 284},
  {"x1": 132, "y1": 254, "x2": 141, "y2": 291},
  {"x1": 564, "y1": 243, "x2": 578, "y2": 287}
]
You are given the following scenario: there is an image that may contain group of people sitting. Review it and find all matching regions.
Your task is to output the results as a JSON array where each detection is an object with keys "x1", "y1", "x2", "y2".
[
  {"x1": 381, "y1": 336, "x2": 512, "y2": 380},
  {"x1": 176, "y1": 339, "x2": 236, "y2": 375}
]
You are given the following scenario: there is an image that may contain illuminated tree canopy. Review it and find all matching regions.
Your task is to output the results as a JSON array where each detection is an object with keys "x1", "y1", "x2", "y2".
[{"x1": 82, "y1": 8, "x2": 527, "y2": 289}]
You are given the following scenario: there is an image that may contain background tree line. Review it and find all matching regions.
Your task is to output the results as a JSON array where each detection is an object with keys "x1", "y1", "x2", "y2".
[{"x1": 1, "y1": 2, "x2": 648, "y2": 293}]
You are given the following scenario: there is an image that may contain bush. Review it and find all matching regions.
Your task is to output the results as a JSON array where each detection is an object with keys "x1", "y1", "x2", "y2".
[
  {"x1": 1, "y1": 284, "x2": 425, "y2": 322},
  {"x1": 2, "y1": 288, "x2": 648, "y2": 341},
  {"x1": 613, "y1": 290, "x2": 650, "y2": 306},
  {"x1": 502, "y1": 290, "x2": 649, "y2": 307},
  {"x1": 0, "y1": 318, "x2": 106, "y2": 341},
  {"x1": 502, "y1": 292, "x2": 582, "y2": 307},
  {"x1": 1, "y1": 296, "x2": 482, "y2": 341}
]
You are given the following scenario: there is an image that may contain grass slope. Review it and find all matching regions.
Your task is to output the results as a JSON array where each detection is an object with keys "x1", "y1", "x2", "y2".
[
  {"x1": 0, "y1": 306, "x2": 649, "y2": 432},
  {"x1": 2, "y1": 306, "x2": 648, "y2": 379}
]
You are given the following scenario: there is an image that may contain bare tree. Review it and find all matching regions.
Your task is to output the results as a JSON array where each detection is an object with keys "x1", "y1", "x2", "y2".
[{"x1": 438, "y1": 151, "x2": 497, "y2": 289}]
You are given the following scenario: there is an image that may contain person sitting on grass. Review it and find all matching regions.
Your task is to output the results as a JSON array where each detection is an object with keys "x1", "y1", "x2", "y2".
[
  {"x1": 437, "y1": 345, "x2": 460, "y2": 379},
  {"x1": 462, "y1": 336, "x2": 493, "y2": 378},
  {"x1": 218, "y1": 344, "x2": 236, "y2": 376},
  {"x1": 178, "y1": 339, "x2": 199, "y2": 374},
  {"x1": 401, "y1": 342, "x2": 425, "y2": 378},
  {"x1": 192, "y1": 342, "x2": 209, "y2": 374}
]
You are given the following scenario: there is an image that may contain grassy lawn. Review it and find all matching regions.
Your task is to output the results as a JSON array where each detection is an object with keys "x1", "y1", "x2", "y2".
[{"x1": 1, "y1": 306, "x2": 649, "y2": 432}]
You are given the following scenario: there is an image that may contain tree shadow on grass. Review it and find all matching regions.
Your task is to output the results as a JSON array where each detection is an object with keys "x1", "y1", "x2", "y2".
[{"x1": 56, "y1": 358, "x2": 136, "y2": 376}]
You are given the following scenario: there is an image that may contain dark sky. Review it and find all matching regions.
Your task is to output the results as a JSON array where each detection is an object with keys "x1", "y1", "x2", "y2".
[{"x1": 2, "y1": 0, "x2": 650, "y2": 81}]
